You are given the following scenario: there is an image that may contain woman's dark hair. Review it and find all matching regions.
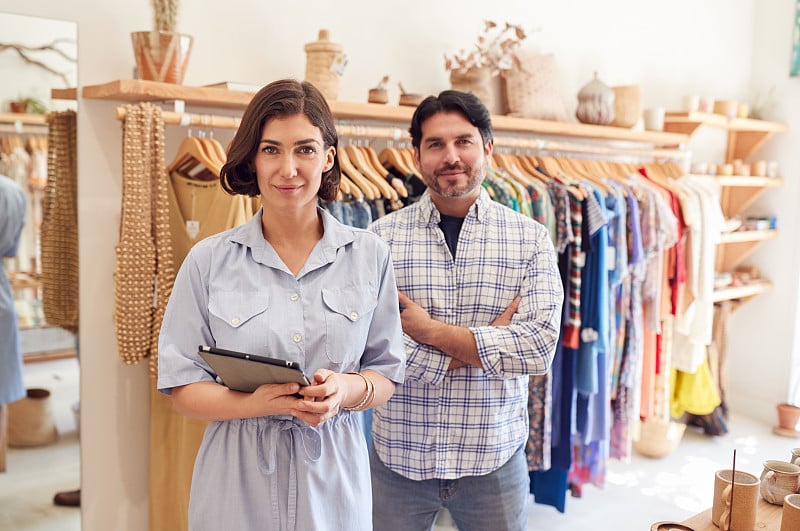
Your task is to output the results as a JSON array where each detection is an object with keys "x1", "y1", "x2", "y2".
[
  {"x1": 220, "y1": 79, "x2": 340, "y2": 201},
  {"x1": 408, "y1": 90, "x2": 494, "y2": 149}
]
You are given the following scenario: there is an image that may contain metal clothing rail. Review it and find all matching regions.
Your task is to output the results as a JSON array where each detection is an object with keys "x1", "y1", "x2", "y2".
[
  {"x1": 0, "y1": 112, "x2": 49, "y2": 135},
  {"x1": 113, "y1": 106, "x2": 688, "y2": 162}
]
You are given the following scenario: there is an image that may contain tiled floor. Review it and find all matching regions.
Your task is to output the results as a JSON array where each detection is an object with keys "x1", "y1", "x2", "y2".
[{"x1": 2, "y1": 358, "x2": 797, "y2": 531}]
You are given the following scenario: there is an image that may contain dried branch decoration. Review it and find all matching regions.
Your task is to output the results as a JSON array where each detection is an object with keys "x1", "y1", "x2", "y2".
[
  {"x1": 0, "y1": 39, "x2": 76, "y2": 86},
  {"x1": 444, "y1": 20, "x2": 527, "y2": 76},
  {"x1": 152, "y1": 0, "x2": 180, "y2": 32}
]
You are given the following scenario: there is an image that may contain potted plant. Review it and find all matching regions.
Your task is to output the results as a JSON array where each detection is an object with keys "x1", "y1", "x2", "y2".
[
  {"x1": 443, "y1": 20, "x2": 527, "y2": 114},
  {"x1": 131, "y1": 0, "x2": 193, "y2": 84},
  {"x1": 8, "y1": 96, "x2": 47, "y2": 114}
]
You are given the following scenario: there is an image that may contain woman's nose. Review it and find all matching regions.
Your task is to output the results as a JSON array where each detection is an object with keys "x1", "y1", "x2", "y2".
[{"x1": 280, "y1": 154, "x2": 298, "y2": 178}]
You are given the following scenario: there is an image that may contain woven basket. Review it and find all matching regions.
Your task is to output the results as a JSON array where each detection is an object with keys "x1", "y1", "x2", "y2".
[
  {"x1": 7, "y1": 388, "x2": 58, "y2": 447},
  {"x1": 450, "y1": 66, "x2": 505, "y2": 114},
  {"x1": 632, "y1": 418, "x2": 686, "y2": 458},
  {"x1": 304, "y1": 29, "x2": 343, "y2": 102},
  {"x1": 610, "y1": 84, "x2": 641, "y2": 128}
]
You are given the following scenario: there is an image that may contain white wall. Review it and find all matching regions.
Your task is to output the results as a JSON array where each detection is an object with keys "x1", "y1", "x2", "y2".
[
  {"x1": 1, "y1": 0, "x2": 796, "y2": 529},
  {"x1": 0, "y1": 12, "x2": 77, "y2": 112}
]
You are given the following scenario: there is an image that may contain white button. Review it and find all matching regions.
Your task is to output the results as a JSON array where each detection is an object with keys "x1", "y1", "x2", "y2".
[
  {"x1": 293, "y1": 333, "x2": 302, "y2": 343},
  {"x1": 231, "y1": 317, "x2": 240, "y2": 325},
  {"x1": 349, "y1": 311, "x2": 358, "y2": 320},
  {"x1": 290, "y1": 293, "x2": 299, "y2": 301}
]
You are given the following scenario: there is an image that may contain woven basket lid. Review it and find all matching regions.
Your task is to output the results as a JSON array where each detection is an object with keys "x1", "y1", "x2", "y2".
[{"x1": 304, "y1": 29, "x2": 342, "y2": 53}]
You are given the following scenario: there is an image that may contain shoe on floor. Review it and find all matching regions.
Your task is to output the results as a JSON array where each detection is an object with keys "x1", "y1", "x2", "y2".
[{"x1": 53, "y1": 488, "x2": 80, "y2": 507}]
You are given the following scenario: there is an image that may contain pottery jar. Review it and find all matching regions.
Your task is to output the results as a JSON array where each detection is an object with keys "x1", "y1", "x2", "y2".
[
  {"x1": 760, "y1": 460, "x2": 800, "y2": 505},
  {"x1": 576, "y1": 72, "x2": 615, "y2": 126}
]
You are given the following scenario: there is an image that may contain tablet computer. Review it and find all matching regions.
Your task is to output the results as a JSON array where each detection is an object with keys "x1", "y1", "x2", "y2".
[{"x1": 198, "y1": 345, "x2": 311, "y2": 393}]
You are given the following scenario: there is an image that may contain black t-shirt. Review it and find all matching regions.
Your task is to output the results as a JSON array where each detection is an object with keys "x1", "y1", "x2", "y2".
[{"x1": 438, "y1": 213, "x2": 465, "y2": 257}]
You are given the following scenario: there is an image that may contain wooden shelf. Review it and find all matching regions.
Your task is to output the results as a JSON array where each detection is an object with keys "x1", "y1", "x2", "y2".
[
  {"x1": 717, "y1": 230, "x2": 778, "y2": 271},
  {"x1": 712, "y1": 279, "x2": 772, "y2": 303},
  {"x1": 82, "y1": 79, "x2": 254, "y2": 110},
  {"x1": 712, "y1": 175, "x2": 783, "y2": 187},
  {"x1": 0, "y1": 112, "x2": 47, "y2": 125},
  {"x1": 664, "y1": 111, "x2": 787, "y2": 161},
  {"x1": 80, "y1": 79, "x2": 689, "y2": 146},
  {"x1": 719, "y1": 228, "x2": 777, "y2": 244},
  {"x1": 51, "y1": 87, "x2": 78, "y2": 100}
]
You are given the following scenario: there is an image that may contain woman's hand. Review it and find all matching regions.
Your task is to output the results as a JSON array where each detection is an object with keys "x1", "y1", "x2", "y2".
[{"x1": 290, "y1": 369, "x2": 347, "y2": 427}]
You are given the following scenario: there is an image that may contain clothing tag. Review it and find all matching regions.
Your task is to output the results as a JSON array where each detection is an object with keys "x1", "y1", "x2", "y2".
[
  {"x1": 186, "y1": 220, "x2": 200, "y2": 239},
  {"x1": 330, "y1": 53, "x2": 348, "y2": 75},
  {"x1": 606, "y1": 246, "x2": 616, "y2": 270}
]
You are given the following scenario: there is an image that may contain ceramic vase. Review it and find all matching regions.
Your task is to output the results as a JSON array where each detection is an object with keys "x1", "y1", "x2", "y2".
[{"x1": 131, "y1": 31, "x2": 193, "y2": 84}]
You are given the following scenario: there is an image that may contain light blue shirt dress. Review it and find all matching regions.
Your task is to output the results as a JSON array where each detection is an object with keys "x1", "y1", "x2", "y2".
[
  {"x1": 0, "y1": 175, "x2": 26, "y2": 406},
  {"x1": 157, "y1": 207, "x2": 405, "y2": 531}
]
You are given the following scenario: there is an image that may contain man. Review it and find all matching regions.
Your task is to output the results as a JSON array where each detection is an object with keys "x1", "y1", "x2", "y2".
[
  {"x1": 369, "y1": 90, "x2": 563, "y2": 531},
  {"x1": 0, "y1": 174, "x2": 27, "y2": 473}
]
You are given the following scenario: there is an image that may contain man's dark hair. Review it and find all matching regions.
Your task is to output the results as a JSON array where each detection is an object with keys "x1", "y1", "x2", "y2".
[{"x1": 408, "y1": 90, "x2": 493, "y2": 149}]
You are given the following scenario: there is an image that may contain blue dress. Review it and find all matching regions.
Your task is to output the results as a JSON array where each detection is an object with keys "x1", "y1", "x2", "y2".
[
  {"x1": 158, "y1": 208, "x2": 405, "y2": 531},
  {"x1": 0, "y1": 175, "x2": 26, "y2": 406}
]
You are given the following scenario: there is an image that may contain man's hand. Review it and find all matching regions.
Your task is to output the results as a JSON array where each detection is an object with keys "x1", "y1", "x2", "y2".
[
  {"x1": 397, "y1": 292, "x2": 434, "y2": 344},
  {"x1": 446, "y1": 295, "x2": 521, "y2": 371},
  {"x1": 491, "y1": 295, "x2": 521, "y2": 326}
]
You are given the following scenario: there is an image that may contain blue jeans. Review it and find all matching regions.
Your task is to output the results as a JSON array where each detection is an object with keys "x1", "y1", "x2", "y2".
[{"x1": 370, "y1": 445, "x2": 530, "y2": 531}]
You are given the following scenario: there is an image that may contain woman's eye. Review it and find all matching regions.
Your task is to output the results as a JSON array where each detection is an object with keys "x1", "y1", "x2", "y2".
[
  {"x1": 261, "y1": 145, "x2": 277, "y2": 154},
  {"x1": 298, "y1": 146, "x2": 316, "y2": 155}
]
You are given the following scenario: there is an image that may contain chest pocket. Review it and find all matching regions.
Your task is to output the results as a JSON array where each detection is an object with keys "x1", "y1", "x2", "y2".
[
  {"x1": 208, "y1": 291, "x2": 270, "y2": 349},
  {"x1": 321, "y1": 286, "x2": 377, "y2": 364}
]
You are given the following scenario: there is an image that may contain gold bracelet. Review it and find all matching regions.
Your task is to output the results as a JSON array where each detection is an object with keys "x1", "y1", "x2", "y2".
[{"x1": 342, "y1": 372, "x2": 375, "y2": 411}]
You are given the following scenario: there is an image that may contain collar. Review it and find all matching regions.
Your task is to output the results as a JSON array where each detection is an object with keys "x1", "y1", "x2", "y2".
[
  {"x1": 229, "y1": 207, "x2": 356, "y2": 269},
  {"x1": 416, "y1": 187, "x2": 491, "y2": 225}
]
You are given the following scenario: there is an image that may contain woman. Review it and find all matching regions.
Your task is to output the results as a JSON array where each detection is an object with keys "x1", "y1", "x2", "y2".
[{"x1": 157, "y1": 79, "x2": 405, "y2": 531}]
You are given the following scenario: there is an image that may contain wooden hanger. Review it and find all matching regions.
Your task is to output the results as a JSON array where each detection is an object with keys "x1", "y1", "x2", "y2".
[
  {"x1": 363, "y1": 145, "x2": 408, "y2": 198},
  {"x1": 493, "y1": 152, "x2": 532, "y2": 187},
  {"x1": 203, "y1": 136, "x2": 227, "y2": 166},
  {"x1": 566, "y1": 158, "x2": 612, "y2": 194},
  {"x1": 399, "y1": 148, "x2": 420, "y2": 177},
  {"x1": 345, "y1": 144, "x2": 397, "y2": 200},
  {"x1": 379, "y1": 147, "x2": 415, "y2": 176},
  {"x1": 338, "y1": 145, "x2": 377, "y2": 200},
  {"x1": 167, "y1": 135, "x2": 220, "y2": 180},
  {"x1": 516, "y1": 154, "x2": 554, "y2": 185}
]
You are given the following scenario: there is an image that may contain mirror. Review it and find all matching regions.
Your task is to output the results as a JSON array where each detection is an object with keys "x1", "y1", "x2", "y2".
[{"x1": 0, "y1": 11, "x2": 80, "y2": 528}]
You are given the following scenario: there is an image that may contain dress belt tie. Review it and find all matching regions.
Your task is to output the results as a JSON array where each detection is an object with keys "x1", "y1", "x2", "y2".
[{"x1": 256, "y1": 418, "x2": 322, "y2": 531}]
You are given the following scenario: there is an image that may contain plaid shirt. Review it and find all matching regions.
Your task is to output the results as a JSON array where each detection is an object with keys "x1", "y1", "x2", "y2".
[{"x1": 369, "y1": 189, "x2": 563, "y2": 480}]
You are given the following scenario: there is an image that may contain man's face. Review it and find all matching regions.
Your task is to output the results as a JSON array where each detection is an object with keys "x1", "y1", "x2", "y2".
[{"x1": 414, "y1": 111, "x2": 492, "y2": 204}]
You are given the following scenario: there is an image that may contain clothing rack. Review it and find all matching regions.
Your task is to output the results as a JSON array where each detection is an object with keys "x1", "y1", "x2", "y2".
[
  {"x1": 113, "y1": 106, "x2": 688, "y2": 162},
  {"x1": 0, "y1": 112, "x2": 48, "y2": 135}
]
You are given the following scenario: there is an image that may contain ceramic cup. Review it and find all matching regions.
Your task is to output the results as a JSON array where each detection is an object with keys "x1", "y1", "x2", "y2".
[
  {"x1": 699, "y1": 96, "x2": 715, "y2": 113},
  {"x1": 760, "y1": 460, "x2": 800, "y2": 505},
  {"x1": 643, "y1": 107, "x2": 665, "y2": 131},
  {"x1": 682, "y1": 95, "x2": 700, "y2": 112},
  {"x1": 782, "y1": 493, "x2": 800, "y2": 531},
  {"x1": 712, "y1": 469, "x2": 760, "y2": 531}
]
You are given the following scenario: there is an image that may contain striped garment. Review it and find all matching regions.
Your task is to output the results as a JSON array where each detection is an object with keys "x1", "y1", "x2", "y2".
[{"x1": 369, "y1": 188, "x2": 563, "y2": 480}]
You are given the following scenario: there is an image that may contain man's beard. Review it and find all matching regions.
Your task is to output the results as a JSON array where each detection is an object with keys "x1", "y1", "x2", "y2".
[{"x1": 427, "y1": 162, "x2": 484, "y2": 198}]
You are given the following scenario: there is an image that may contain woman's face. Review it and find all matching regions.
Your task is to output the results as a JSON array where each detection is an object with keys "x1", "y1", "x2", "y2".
[{"x1": 253, "y1": 113, "x2": 335, "y2": 214}]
